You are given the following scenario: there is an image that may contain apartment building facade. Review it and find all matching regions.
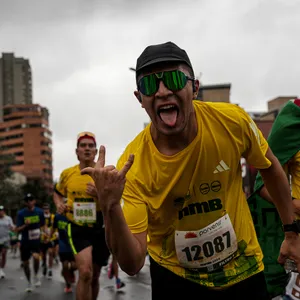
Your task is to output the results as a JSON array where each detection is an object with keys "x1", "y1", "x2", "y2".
[
  {"x1": 0, "y1": 104, "x2": 53, "y2": 191},
  {"x1": 0, "y1": 53, "x2": 33, "y2": 121}
]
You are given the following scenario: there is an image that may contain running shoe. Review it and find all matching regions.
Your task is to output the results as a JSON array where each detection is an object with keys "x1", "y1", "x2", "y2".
[
  {"x1": 0, "y1": 269, "x2": 5, "y2": 279},
  {"x1": 116, "y1": 281, "x2": 125, "y2": 289},
  {"x1": 47, "y1": 270, "x2": 53, "y2": 280},
  {"x1": 34, "y1": 276, "x2": 41, "y2": 287},
  {"x1": 25, "y1": 282, "x2": 33, "y2": 293},
  {"x1": 64, "y1": 286, "x2": 72, "y2": 293}
]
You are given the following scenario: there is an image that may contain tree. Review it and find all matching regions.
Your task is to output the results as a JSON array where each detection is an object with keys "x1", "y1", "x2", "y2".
[
  {"x1": 22, "y1": 178, "x2": 52, "y2": 208},
  {"x1": 0, "y1": 145, "x2": 54, "y2": 212},
  {"x1": 0, "y1": 146, "x2": 21, "y2": 211},
  {"x1": 0, "y1": 150, "x2": 15, "y2": 180}
]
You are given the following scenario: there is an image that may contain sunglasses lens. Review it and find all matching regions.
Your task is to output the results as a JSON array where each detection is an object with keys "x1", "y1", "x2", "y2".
[
  {"x1": 164, "y1": 70, "x2": 187, "y2": 91},
  {"x1": 138, "y1": 74, "x2": 158, "y2": 96},
  {"x1": 138, "y1": 70, "x2": 189, "y2": 96}
]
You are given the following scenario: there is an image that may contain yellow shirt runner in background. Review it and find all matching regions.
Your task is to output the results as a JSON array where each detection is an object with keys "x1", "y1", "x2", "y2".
[{"x1": 55, "y1": 165, "x2": 99, "y2": 226}]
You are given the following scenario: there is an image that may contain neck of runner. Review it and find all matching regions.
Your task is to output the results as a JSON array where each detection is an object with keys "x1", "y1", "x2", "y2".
[{"x1": 79, "y1": 161, "x2": 96, "y2": 170}]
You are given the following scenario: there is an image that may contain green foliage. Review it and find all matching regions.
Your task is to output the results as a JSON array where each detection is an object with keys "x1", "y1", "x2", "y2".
[
  {"x1": 22, "y1": 178, "x2": 53, "y2": 208},
  {"x1": 0, "y1": 145, "x2": 53, "y2": 211},
  {"x1": 0, "y1": 149, "x2": 20, "y2": 208},
  {"x1": 0, "y1": 152, "x2": 15, "y2": 179},
  {"x1": 0, "y1": 179, "x2": 23, "y2": 209}
]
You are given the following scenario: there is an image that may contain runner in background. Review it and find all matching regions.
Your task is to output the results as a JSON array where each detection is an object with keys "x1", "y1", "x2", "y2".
[
  {"x1": 53, "y1": 132, "x2": 111, "y2": 300},
  {"x1": 52, "y1": 212, "x2": 77, "y2": 293},
  {"x1": 249, "y1": 99, "x2": 300, "y2": 300},
  {"x1": 40, "y1": 203, "x2": 55, "y2": 279},
  {"x1": 0, "y1": 206, "x2": 15, "y2": 278},
  {"x1": 16, "y1": 194, "x2": 45, "y2": 292},
  {"x1": 9, "y1": 229, "x2": 18, "y2": 258}
]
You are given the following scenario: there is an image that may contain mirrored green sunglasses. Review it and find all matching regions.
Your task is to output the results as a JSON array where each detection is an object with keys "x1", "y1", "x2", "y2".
[{"x1": 138, "y1": 70, "x2": 194, "y2": 96}]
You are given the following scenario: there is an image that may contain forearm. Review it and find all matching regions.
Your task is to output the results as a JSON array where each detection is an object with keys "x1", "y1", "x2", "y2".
[
  {"x1": 259, "y1": 186, "x2": 274, "y2": 203},
  {"x1": 53, "y1": 192, "x2": 64, "y2": 206},
  {"x1": 261, "y1": 160, "x2": 294, "y2": 224},
  {"x1": 103, "y1": 204, "x2": 146, "y2": 275},
  {"x1": 16, "y1": 224, "x2": 27, "y2": 232}
]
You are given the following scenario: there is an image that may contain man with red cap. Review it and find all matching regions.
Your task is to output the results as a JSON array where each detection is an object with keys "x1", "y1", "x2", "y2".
[{"x1": 53, "y1": 132, "x2": 116, "y2": 300}]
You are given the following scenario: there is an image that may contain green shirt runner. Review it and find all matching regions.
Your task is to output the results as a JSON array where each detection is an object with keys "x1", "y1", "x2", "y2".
[{"x1": 248, "y1": 99, "x2": 300, "y2": 298}]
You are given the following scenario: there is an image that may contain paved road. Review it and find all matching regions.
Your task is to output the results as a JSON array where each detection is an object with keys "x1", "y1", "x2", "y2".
[{"x1": 0, "y1": 252, "x2": 151, "y2": 300}]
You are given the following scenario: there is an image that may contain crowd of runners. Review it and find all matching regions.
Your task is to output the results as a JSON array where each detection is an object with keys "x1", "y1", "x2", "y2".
[
  {"x1": 0, "y1": 197, "x2": 125, "y2": 295},
  {"x1": 1, "y1": 42, "x2": 300, "y2": 300}
]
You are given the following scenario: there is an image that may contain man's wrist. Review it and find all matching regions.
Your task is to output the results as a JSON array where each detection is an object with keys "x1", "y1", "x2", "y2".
[
  {"x1": 283, "y1": 220, "x2": 300, "y2": 234},
  {"x1": 103, "y1": 202, "x2": 121, "y2": 216},
  {"x1": 285, "y1": 231, "x2": 299, "y2": 239}
]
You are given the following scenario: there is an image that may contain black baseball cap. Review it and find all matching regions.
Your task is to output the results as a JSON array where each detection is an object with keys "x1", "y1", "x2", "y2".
[
  {"x1": 24, "y1": 193, "x2": 35, "y2": 202},
  {"x1": 136, "y1": 41, "x2": 194, "y2": 78}
]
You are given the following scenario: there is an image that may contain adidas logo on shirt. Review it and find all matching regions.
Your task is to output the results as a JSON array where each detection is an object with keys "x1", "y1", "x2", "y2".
[{"x1": 213, "y1": 160, "x2": 230, "y2": 174}]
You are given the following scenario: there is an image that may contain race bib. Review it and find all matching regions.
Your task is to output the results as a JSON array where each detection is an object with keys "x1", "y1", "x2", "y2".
[
  {"x1": 73, "y1": 202, "x2": 96, "y2": 223},
  {"x1": 28, "y1": 229, "x2": 41, "y2": 241},
  {"x1": 175, "y1": 214, "x2": 237, "y2": 272}
]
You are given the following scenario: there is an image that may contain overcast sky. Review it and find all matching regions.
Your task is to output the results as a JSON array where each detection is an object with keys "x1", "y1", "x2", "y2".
[{"x1": 1, "y1": 0, "x2": 300, "y2": 180}]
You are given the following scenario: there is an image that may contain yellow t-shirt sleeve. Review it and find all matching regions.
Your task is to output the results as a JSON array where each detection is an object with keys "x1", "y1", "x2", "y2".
[
  {"x1": 55, "y1": 169, "x2": 68, "y2": 197},
  {"x1": 117, "y1": 153, "x2": 148, "y2": 234},
  {"x1": 239, "y1": 107, "x2": 271, "y2": 169}
]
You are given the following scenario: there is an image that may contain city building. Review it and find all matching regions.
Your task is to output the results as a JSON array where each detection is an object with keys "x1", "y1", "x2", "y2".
[
  {"x1": 0, "y1": 53, "x2": 33, "y2": 121},
  {"x1": 0, "y1": 104, "x2": 53, "y2": 191},
  {"x1": 257, "y1": 96, "x2": 297, "y2": 121},
  {"x1": 196, "y1": 83, "x2": 231, "y2": 103}
]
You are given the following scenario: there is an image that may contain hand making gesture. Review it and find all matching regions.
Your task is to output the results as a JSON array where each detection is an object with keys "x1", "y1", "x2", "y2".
[{"x1": 81, "y1": 145, "x2": 134, "y2": 210}]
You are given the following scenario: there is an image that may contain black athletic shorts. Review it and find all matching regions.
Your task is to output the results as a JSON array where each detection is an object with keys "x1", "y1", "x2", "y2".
[
  {"x1": 20, "y1": 241, "x2": 40, "y2": 262},
  {"x1": 59, "y1": 252, "x2": 75, "y2": 263},
  {"x1": 150, "y1": 256, "x2": 270, "y2": 300},
  {"x1": 67, "y1": 212, "x2": 110, "y2": 267},
  {"x1": 40, "y1": 241, "x2": 54, "y2": 253},
  {"x1": 10, "y1": 240, "x2": 18, "y2": 246}
]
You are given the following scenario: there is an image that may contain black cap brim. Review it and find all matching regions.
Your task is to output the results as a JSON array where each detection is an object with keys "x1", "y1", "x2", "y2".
[{"x1": 25, "y1": 197, "x2": 34, "y2": 202}]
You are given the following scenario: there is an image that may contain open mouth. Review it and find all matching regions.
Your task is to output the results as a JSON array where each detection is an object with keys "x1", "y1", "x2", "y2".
[{"x1": 157, "y1": 104, "x2": 179, "y2": 127}]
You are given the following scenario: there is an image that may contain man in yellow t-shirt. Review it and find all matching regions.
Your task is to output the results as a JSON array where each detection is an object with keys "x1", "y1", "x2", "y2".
[
  {"x1": 53, "y1": 132, "x2": 110, "y2": 300},
  {"x1": 81, "y1": 42, "x2": 300, "y2": 300}
]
